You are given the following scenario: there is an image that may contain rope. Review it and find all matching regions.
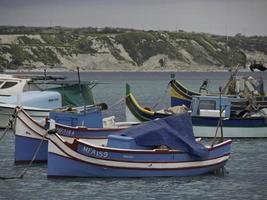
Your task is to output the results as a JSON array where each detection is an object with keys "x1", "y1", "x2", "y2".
[
  {"x1": 0, "y1": 109, "x2": 18, "y2": 142},
  {"x1": 0, "y1": 125, "x2": 11, "y2": 142},
  {"x1": 106, "y1": 97, "x2": 125, "y2": 110},
  {"x1": 211, "y1": 117, "x2": 223, "y2": 147},
  {"x1": 151, "y1": 87, "x2": 169, "y2": 110},
  {"x1": 19, "y1": 131, "x2": 48, "y2": 179},
  {"x1": 0, "y1": 131, "x2": 48, "y2": 180},
  {"x1": 211, "y1": 106, "x2": 226, "y2": 147},
  {"x1": 0, "y1": 108, "x2": 48, "y2": 180}
]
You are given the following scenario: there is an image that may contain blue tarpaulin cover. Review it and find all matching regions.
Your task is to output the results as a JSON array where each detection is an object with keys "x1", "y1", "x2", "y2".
[{"x1": 119, "y1": 113, "x2": 208, "y2": 158}]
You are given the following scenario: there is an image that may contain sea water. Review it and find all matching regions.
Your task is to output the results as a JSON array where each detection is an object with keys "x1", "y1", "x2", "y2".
[{"x1": 0, "y1": 71, "x2": 267, "y2": 200}]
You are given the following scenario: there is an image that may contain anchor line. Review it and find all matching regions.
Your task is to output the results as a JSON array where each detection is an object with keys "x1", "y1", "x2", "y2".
[
  {"x1": 0, "y1": 107, "x2": 48, "y2": 180},
  {"x1": 18, "y1": 131, "x2": 48, "y2": 179},
  {"x1": 0, "y1": 130, "x2": 48, "y2": 180}
]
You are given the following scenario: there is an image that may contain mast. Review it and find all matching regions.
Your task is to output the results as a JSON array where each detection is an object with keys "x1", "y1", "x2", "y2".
[{"x1": 77, "y1": 66, "x2": 86, "y2": 113}]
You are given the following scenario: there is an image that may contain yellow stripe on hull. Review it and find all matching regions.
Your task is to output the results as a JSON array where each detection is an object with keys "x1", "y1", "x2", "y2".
[
  {"x1": 128, "y1": 93, "x2": 156, "y2": 115},
  {"x1": 169, "y1": 88, "x2": 191, "y2": 100}
]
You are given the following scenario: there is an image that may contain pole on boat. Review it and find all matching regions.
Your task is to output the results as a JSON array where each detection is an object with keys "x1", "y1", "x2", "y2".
[
  {"x1": 44, "y1": 68, "x2": 47, "y2": 89},
  {"x1": 77, "y1": 67, "x2": 86, "y2": 113},
  {"x1": 44, "y1": 68, "x2": 47, "y2": 81},
  {"x1": 219, "y1": 86, "x2": 224, "y2": 141}
]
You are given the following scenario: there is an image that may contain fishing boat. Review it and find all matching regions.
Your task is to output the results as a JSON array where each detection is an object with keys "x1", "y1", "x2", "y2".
[
  {"x1": 125, "y1": 84, "x2": 267, "y2": 138},
  {"x1": 125, "y1": 83, "x2": 172, "y2": 122},
  {"x1": 0, "y1": 74, "x2": 96, "y2": 128},
  {"x1": 169, "y1": 74, "x2": 267, "y2": 108},
  {"x1": 47, "y1": 113, "x2": 232, "y2": 177},
  {"x1": 191, "y1": 95, "x2": 267, "y2": 138},
  {"x1": 14, "y1": 107, "x2": 135, "y2": 164}
]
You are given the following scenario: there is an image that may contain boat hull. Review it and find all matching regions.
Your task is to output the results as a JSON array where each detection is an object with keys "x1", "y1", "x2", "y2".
[
  {"x1": 125, "y1": 91, "x2": 267, "y2": 138},
  {"x1": 169, "y1": 79, "x2": 267, "y2": 108},
  {"x1": 15, "y1": 135, "x2": 48, "y2": 164},
  {"x1": 48, "y1": 152, "x2": 228, "y2": 177},
  {"x1": 171, "y1": 96, "x2": 191, "y2": 108},
  {"x1": 47, "y1": 134, "x2": 232, "y2": 178},
  {"x1": 0, "y1": 103, "x2": 49, "y2": 128},
  {"x1": 192, "y1": 117, "x2": 267, "y2": 138},
  {"x1": 14, "y1": 108, "x2": 125, "y2": 163},
  {"x1": 193, "y1": 125, "x2": 267, "y2": 138}
]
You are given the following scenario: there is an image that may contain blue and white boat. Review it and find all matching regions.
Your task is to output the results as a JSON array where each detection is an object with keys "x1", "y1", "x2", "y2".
[
  {"x1": 190, "y1": 95, "x2": 267, "y2": 138},
  {"x1": 47, "y1": 113, "x2": 232, "y2": 178},
  {"x1": 14, "y1": 107, "x2": 135, "y2": 164},
  {"x1": 125, "y1": 84, "x2": 267, "y2": 138},
  {"x1": 168, "y1": 74, "x2": 267, "y2": 109}
]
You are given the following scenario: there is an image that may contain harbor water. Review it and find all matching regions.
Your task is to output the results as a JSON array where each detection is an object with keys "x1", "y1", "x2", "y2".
[{"x1": 0, "y1": 71, "x2": 267, "y2": 200}]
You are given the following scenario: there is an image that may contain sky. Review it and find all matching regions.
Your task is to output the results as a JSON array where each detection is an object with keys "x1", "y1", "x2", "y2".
[{"x1": 0, "y1": 0, "x2": 267, "y2": 36}]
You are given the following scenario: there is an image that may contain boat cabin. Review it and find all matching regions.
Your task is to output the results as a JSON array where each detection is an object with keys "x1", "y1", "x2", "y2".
[
  {"x1": 49, "y1": 106, "x2": 103, "y2": 128},
  {"x1": 190, "y1": 95, "x2": 248, "y2": 118},
  {"x1": 0, "y1": 76, "x2": 30, "y2": 96}
]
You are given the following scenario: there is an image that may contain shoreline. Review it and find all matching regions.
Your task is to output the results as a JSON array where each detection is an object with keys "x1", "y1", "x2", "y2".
[{"x1": 4, "y1": 68, "x2": 251, "y2": 73}]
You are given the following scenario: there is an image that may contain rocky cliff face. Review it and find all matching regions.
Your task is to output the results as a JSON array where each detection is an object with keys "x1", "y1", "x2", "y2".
[{"x1": 0, "y1": 27, "x2": 266, "y2": 71}]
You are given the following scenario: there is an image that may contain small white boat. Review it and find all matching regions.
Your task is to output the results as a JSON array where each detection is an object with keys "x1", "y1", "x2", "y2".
[{"x1": 0, "y1": 74, "x2": 96, "y2": 128}]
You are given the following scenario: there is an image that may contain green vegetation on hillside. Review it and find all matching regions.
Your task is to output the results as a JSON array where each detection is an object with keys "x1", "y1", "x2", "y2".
[{"x1": 0, "y1": 26, "x2": 266, "y2": 70}]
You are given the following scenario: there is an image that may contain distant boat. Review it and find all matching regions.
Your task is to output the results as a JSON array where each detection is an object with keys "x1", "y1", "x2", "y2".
[
  {"x1": 14, "y1": 107, "x2": 136, "y2": 164},
  {"x1": 168, "y1": 77, "x2": 267, "y2": 109},
  {"x1": 125, "y1": 83, "x2": 267, "y2": 138},
  {"x1": 47, "y1": 113, "x2": 232, "y2": 177},
  {"x1": 0, "y1": 74, "x2": 96, "y2": 128}
]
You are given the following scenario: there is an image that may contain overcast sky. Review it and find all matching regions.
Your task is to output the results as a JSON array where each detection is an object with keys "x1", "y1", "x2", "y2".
[{"x1": 0, "y1": 0, "x2": 266, "y2": 36}]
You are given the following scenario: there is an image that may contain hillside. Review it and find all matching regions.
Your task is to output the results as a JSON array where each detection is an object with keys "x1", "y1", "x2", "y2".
[{"x1": 0, "y1": 26, "x2": 266, "y2": 71}]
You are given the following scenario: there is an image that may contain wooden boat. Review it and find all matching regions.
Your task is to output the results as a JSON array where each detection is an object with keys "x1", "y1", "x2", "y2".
[
  {"x1": 125, "y1": 84, "x2": 267, "y2": 138},
  {"x1": 47, "y1": 113, "x2": 232, "y2": 177},
  {"x1": 168, "y1": 75, "x2": 267, "y2": 109},
  {"x1": 168, "y1": 79, "x2": 200, "y2": 108},
  {"x1": 190, "y1": 95, "x2": 267, "y2": 138},
  {"x1": 125, "y1": 84, "x2": 171, "y2": 122},
  {"x1": 14, "y1": 107, "x2": 135, "y2": 164},
  {"x1": 0, "y1": 74, "x2": 96, "y2": 128}
]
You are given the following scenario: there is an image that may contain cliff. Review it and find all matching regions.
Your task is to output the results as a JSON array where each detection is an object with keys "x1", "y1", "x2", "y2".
[{"x1": 0, "y1": 26, "x2": 266, "y2": 71}]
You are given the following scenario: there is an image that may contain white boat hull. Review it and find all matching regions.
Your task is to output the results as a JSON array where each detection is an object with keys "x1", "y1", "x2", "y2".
[
  {"x1": 0, "y1": 103, "x2": 50, "y2": 128},
  {"x1": 193, "y1": 125, "x2": 267, "y2": 138}
]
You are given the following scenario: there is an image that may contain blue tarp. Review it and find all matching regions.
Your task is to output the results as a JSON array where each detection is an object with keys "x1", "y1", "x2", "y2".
[{"x1": 119, "y1": 113, "x2": 208, "y2": 158}]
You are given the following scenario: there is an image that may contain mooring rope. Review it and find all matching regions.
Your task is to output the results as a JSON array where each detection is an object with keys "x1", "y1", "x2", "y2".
[
  {"x1": 0, "y1": 130, "x2": 48, "y2": 180},
  {"x1": 18, "y1": 131, "x2": 48, "y2": 179},
  {"x1": 211, "y1": 117, "x2": 223, "y2": 147},
  {"x1": 0, "y1": 109, "x2": 18, "y2": 142},
  {"x1": 0, "y1": 125, "x2": 11, "y2": 142},
  {"x1": 106, "y1": 97, "x2": 125, "y2": 110},
  {"x1": 151, "y1": 87, "x2": 169, "y2": 110},
  {"x1": 0, "y1": 107, "x2": 48, "y2": 180}
]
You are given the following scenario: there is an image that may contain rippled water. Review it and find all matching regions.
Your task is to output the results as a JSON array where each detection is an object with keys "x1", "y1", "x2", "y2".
[{"x1": 0, "y1": 72, "x2": 267, "y2": 200}]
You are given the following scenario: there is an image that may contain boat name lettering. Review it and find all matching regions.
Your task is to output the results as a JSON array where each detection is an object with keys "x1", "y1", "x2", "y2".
[
  {"x1": 82, "y1": 146, "x2": 108, "y2": 158},
  {"x1": 56, "y1": 127, "x2": 75, "y2": 136}
]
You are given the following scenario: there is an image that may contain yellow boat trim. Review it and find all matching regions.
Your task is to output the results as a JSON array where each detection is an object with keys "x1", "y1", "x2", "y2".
[
  {"x1": 128, "y1": 93, "x2": 156, "y2": 115},
  {"x1": 169, "y1": 88, "x2": 189, "y2": 100},
  {"x1": 175, "y1": 80, "x2": 200, "y2": 95}
]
